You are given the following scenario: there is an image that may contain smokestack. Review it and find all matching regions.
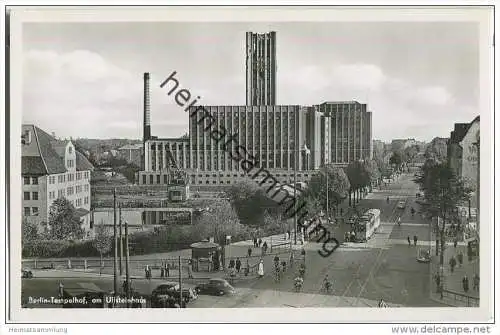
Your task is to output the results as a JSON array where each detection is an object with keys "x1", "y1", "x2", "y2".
[{"x1": 143, "y1": 72, "x2": 151, "y2": 142}]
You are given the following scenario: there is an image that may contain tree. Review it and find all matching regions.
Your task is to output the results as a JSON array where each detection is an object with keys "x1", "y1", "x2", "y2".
[
  {"x1": 22, "y1": 217, "x2": 38, "y2": 246},
  {"x1": 197, "y1": 200, "x2": 242, "y2": 245},
  {"x1": 302, "y1": 165, "x2": 350, "y2": 216},
  {"x1": 404, "y1": 145, "x2": 420, "y2": 163},
  {"x1": 365, "y1": 159, "x2": 382, "y2": 190},
  {"x1": 424, "y1": 137, "x2": 448, "y2": 163},
  {"x1": 345, "y1": 161, "x2": 370, "y2": 206},
  {"x1": 389, "y1": 152, "x2": 403, "y2": 168},
  {"x1": 414, "y1": 160, "x2": 472, "y2": 264},
  {"x1": 226, "y1": 180, "x2": 278, "y2": 227},
  {"x1": 92, "y1": 222, "x2": 112, "y2": 268},
  {"x1": 118, "y1": 163, "x2": 140, "y2": 183},
  {"x1": 48, "y1": 197, "x2": 85, "y2": 240}
]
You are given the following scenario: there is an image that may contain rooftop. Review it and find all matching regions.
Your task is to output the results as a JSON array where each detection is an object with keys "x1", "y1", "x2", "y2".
[{"x1": 22, "y1": 124, "x2": 94, "y2": 175}]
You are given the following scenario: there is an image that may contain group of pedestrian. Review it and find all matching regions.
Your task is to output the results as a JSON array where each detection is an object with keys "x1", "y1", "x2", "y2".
[
  {"x1": 160, "y1": 262, "x2": 170, "y2": 278},
  {"x1": 407, "y1": 235, "x2": 418, "y2": 246},
  {"x1": 228, "y1": 257, "x2": 242, "y2": 273},
  {"x1": 448, "y1": 251, "x2": 465, "y2": 273},
  {"x1": 344, "y1": 231, "x2": 356, "y2": 242},
  {"x1": 460, "y1": 274, "x2": 479, "y2": 293},
  {"x1": 253, "y1": 237, "x2": 263, "y2": 248}
]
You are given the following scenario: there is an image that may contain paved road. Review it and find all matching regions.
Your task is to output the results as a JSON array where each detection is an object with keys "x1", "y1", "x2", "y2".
[{"x1": 23, "y1": 173, "x2": 442, "y2": 308}]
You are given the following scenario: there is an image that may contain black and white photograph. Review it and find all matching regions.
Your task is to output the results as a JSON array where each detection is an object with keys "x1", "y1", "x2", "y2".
[{"x1": 3, "y1": 4, "x2": 495, "y2": 327}]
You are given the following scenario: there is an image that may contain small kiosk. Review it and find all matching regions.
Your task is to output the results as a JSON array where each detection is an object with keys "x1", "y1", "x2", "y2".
[{"x1": 190, "y1": 240, "x2": 222, "y2": 272}]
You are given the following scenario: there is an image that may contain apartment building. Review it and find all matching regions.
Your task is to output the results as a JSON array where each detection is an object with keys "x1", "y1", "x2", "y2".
[{"x1": 21, "y1": 125, "x2": 94, "y2": 238}]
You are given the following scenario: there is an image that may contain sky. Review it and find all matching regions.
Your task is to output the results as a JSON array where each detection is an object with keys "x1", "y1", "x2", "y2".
[{"x1": 22, "y1": 21, "x2": 480, "y2": 142}]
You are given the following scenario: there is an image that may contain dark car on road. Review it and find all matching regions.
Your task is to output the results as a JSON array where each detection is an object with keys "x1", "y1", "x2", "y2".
[
  {"x1": 22, "y1": 269, "x2": 33, "y2": 279},
  {"x1": 151, "y1": 282, "x2": 198, "y2": 305},
  {"x1": 194, "y1": 278, "x2": 235, "y2": 296}
]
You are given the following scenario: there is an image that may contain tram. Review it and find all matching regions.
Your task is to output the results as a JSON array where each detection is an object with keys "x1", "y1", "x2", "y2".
[{"x1": 354, "y1": 209, "x2": 381, "y2": 242}]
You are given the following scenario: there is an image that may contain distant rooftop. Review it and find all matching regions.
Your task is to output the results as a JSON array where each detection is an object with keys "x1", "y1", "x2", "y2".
[{"x1": 118, "y1": 144, "x2": 143, "y2": 150}]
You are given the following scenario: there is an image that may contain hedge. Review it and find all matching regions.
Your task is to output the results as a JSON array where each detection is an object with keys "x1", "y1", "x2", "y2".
[
  {"x1": 22, "y1": 240, "x2": 104, "y2": 258},
  {"x1": 22, "y1": 223, "x2": 273, "y2": 258}
]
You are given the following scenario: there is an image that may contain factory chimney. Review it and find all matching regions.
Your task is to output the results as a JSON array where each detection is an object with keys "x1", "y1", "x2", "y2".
[{"x1": 143, "y1": 72, "x2": 151, "y2": 142}]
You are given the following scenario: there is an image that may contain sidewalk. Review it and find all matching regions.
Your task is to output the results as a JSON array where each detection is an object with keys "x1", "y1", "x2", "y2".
[
  {"x1": 231, "y1": 231, "x2": 307, "y2": 251},
  {"x1": 429, "y1": 242, "x2": 480, "y2": 307}
]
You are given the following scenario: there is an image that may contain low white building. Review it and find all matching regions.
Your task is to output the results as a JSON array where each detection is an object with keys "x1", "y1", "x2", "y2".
[{"x1": 22, "y1": 125, "x2": 94, "y2": 238}]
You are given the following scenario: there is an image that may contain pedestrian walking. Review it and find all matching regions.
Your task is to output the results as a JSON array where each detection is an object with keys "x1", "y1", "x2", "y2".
[
  {"x1": 407, "y1": 236, "x2": 411, "y2": 246},
  {"x1": 253, "y1": 237, "x2": 258, "y2": 247},
  {"x1": 248, "y1": 247, "x2": 252, "y2": 258},
  {"x1": 457, "y1": 251, "x2": 464, "y2": 267},
  {"x1": 187, "y1": 259, "x2": 194, "y2": 279},
  {"x1": 274, "y1": 255, "x2": 280, "y2": 268},
  {"x1": 235, "y1": 257, "x2": 241, "y2": 273},
  {"x1": 462, "y1": 275, "x2": 469, "y2": 293},
  {"x1": 258, "y1": 238, "x2": 263, "y2": 247},
  {"x1": 281, "y1": 260, "x2": 287, "y2": 273},
  {"x1": 160, "y1": 263, "x2": 165, "y2": 278},
  {"x1": 262, "y1": 241, "x2": 268, "y2": 255},
  {"x1": 165, "y1": 263, "x2": 170, "y2": 277},
  {"x1": 244, "y1": 259, "x2": 250, "y2": 276},
  {"x1": 287, "y1": 230, "x2": 291, "y2": 240},
  {"x1": 229, "y1": 258, "x2": 235, "y2": 269},
  {"x1": 434, "y1": 273, "x2": 441, "y2": 293},
  {"x1": 473, "y1": 274, "x2": 479, "y2": 291},
  {"x1": 454, "y1": 239, "x2": 458, "y2": 249},
  {"x1": 449, "y1": 256, "x2": 457, "y2": 273},
  {"x1": 413, "y1": 235, "x2": 418, "y2": 246},
  {"x1": 258, "y1": 259, "x2": 264, "y2": 278}
]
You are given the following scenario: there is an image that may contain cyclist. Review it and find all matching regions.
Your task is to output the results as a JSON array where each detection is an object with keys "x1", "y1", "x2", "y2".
[
  {"x1": 299, "y1": 263, "x2": 306, "y2": 277},
  {"x1": 274, "y1": 263, "x2": 281, "y2": 282},
  {"x1": 294, "y1": 276, "x2": 304, "y2": 292},
  {"x1": 322, "y1": 274, "x2": 332, "y2": 293}
]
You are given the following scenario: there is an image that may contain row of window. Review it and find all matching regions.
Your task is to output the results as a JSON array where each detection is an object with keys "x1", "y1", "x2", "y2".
[
  {"x1": 23, "y1": 176, "x2": 39, "y2": 185},
  {"x1": 49, "y1": 188, "x2": 90, "y2": 201},
  {"x1": 189, "y1": 172, "x2": 310, "y2": 178},
  {"x1": 23, "y1": 192, "x2": 38, "y2": 201},
  {"x1": 23, "y1": 198, "x2": 89, "y2": 217},
  {"x1": 193, "y1": 178, "x2": 298, "y2": 185},
  {"x1": 48, "y1": 171, "x2": 90, "y2": 185}
]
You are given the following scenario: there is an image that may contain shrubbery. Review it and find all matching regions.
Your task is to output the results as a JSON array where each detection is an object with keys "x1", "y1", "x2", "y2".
[
  {"x1": 22, "y1": 240, "x2": 102, "y2": 258},
  {"x1": 22, "y1": 222, "x2": 254, "y2": 258}
]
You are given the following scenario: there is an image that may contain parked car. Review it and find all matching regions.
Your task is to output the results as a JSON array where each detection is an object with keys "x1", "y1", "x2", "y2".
[
  {"x1": 151, "y1": 282, "x2": 197, "y2": 305},
  {"x1": 195, "y1": 278, "x2": 235, "y2": 296},
  {"x1": 22, "y1": 269, "x2": 33, "y2": 279},
  {"x1": 397, "y1": 201, "x2": 406, "y2": 209}
]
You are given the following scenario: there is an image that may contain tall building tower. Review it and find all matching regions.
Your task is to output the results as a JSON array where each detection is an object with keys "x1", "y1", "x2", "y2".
[
  {"x1": 246, "y1": 31, "x2": 277, "y2": 106},
  {"x1": 143, "y1": 72, "x2": 152, "y2": 142}
]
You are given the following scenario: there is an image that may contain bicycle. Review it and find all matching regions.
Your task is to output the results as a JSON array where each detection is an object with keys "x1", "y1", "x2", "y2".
[
  {"x1": 321, "y1": 280, "x2": 333, "y2": 294},
  {"x1": 274, "y1": 267, "x2": 281, "y2": 282},
  {"x1": 294, "y1": 277, "x2": 304, "y2": 292}
]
